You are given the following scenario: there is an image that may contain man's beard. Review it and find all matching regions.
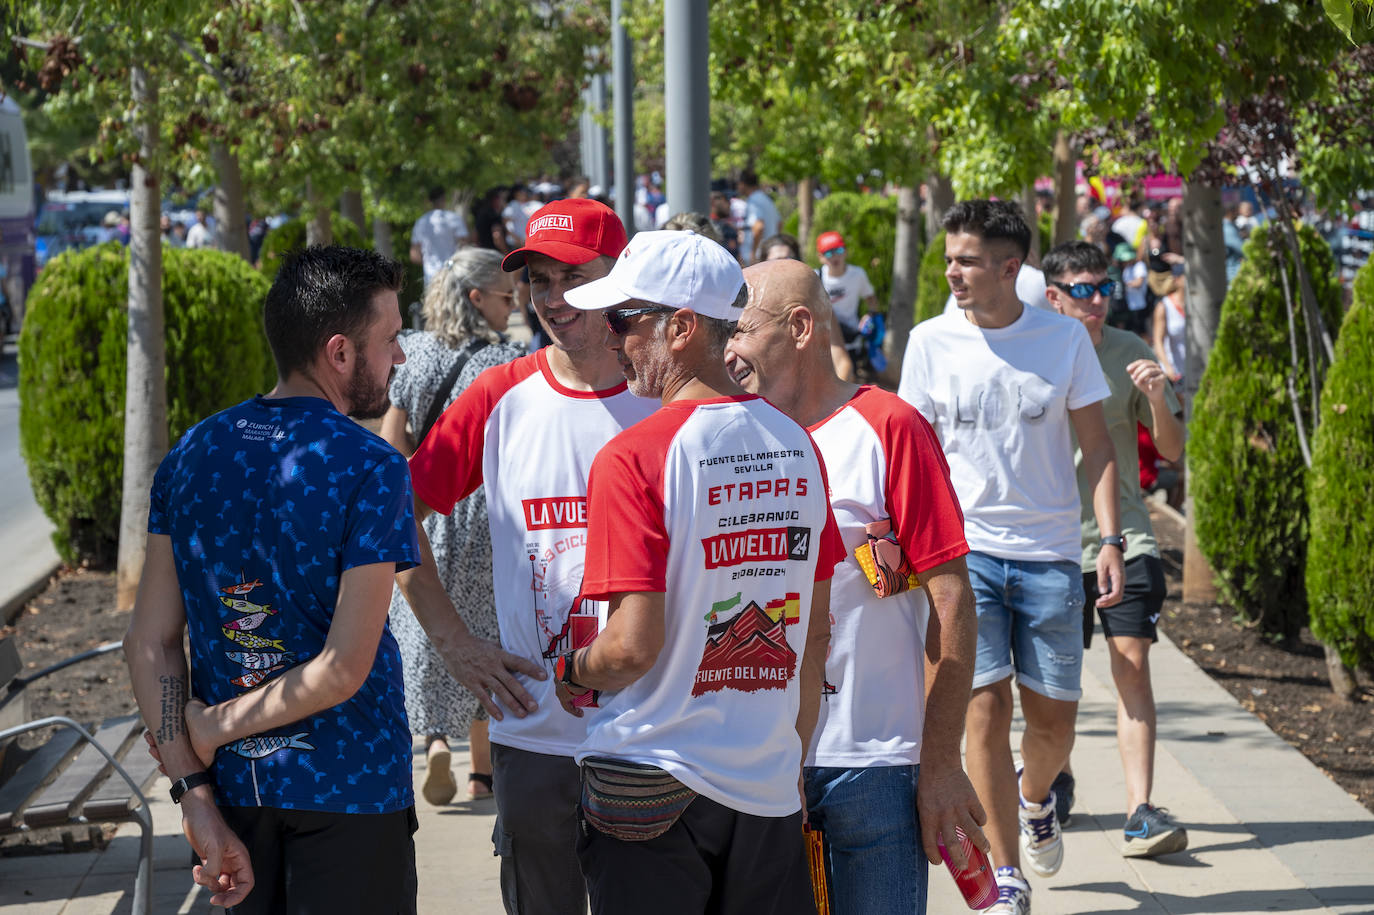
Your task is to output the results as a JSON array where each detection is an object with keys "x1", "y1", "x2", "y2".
[
  {"x1": 346, "y1": 352, "x2": 393, "y2": 419},
  {"x1": 625, "y1": 332, "x2": 672, "y2": 400}
]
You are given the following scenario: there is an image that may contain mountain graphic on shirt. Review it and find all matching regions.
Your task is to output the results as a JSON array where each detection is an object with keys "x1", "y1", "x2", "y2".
[{"x1": 691, "y1": 600, "x2": 797, "y2": 697}]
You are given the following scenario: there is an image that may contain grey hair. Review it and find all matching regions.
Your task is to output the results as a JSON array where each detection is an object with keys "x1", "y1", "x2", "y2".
[
  {"x1": 662, "y1": 211, "x2": 723, "y2": 245},
  {"x1": 422, "y1": 246, "x2": 507, "y2": 347}
]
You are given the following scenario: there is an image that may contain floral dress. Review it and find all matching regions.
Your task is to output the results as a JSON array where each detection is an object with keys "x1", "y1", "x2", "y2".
[{"x1": 387, "y1": 331, "x2": 524, "y2": 737}]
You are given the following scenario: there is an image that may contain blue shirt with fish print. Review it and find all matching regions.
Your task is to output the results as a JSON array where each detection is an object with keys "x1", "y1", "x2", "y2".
[{"x1": 148, "y1": 395, "x2": 420, "y2": 814}]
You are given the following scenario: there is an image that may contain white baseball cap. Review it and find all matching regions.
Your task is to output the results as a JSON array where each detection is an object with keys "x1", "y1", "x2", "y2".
[{"x1": 564, "y1": 230, "x2": 746, "y2": 320}]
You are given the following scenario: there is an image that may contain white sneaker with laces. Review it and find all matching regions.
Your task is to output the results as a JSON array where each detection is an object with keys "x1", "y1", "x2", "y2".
[
  {"x1": 987, "y1": 865, "x2": 1031, "y2": 915},
  {"x1": 1018, "y1": 789, "x2": 1064, "y2": 877}
]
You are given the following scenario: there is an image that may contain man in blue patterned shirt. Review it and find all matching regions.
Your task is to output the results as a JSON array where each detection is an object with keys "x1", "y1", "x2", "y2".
[{"x1": 125, "y1": 246, "x2": 421, "y2": 913}]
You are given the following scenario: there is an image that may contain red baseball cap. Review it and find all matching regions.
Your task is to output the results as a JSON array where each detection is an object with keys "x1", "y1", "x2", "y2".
[
  {"x1": 816, "y1": 231, "x2": 845, "y2": 255},
  {"x1": 502, "y1": 198, "x2": 628, "y2": 271}
]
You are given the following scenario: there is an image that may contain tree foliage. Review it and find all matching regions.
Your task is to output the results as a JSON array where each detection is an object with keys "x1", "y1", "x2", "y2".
[
  {"x1": 258, "y1": 215, "x2": 368, "y2": 280},
  {"x1": 1307, "y1": 259, "x2": 1374, "y2": 668},
  {"x1": 1190, "y1": 223, "x2": 1343, "y2": 636},
  {"x1": 915, "y1": 230, "x2": 949, "y2": 327},
  {"x1": 18, "y1": 245, "x2": 273, "y2": 565}
]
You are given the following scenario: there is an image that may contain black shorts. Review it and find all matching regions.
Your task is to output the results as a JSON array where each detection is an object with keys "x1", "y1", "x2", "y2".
[
  {"x1": 219, "y1": 805, "x2": 418, "y2": 915},
  {"x1": 1082, "y1": 554, "x2": 1166, "y2": 648}
]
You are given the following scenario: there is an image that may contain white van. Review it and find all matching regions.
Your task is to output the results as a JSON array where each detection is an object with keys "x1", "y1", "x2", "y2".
[{"x1": 0, "y1": 96, "x2": 35, "y2": 336}]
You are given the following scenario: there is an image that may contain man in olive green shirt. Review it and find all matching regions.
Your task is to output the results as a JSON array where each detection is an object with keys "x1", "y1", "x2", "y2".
[{"x1": 1043, "y1": 241, "x2": 1190, "y2": 860}]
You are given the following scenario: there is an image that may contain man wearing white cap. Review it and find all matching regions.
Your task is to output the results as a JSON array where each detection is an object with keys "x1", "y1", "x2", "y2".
[{"x1": 551, "y1": 231, "x2": 847, "y2": 914}]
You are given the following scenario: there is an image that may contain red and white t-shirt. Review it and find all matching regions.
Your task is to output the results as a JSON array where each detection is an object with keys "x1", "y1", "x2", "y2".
[
  {"x1": 409, "y1": 348, "x2": 657, "y2": 756},
  {"x1": 575, "y1": 395, "x2": 846, "y2": 817},
  {"x1": 804, "y1": 386, "x2": 969, "y2": 769}
]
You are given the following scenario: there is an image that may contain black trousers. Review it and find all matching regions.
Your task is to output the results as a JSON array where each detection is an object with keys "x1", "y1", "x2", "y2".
[
  {"x1": 576, "y1": 792, "x2": 816, "y2": 915},
  {"x1": 220, "y1": 805, "x2": 418, "y2": 915}
]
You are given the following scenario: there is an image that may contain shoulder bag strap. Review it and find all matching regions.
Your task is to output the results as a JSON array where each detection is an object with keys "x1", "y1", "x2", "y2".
[{"x1": 416, "y1": 338, "x2": 490, "y2": 446}]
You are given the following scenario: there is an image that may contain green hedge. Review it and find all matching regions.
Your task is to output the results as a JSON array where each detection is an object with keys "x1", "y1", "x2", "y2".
[
  {"x1": 259, "y1": 214, "x2": 369, "y2": 280},
  {"x1": 1190, "y1": 222, "x2": 1343, "y2": 637},
  {"x1": 915, "y1": 230, "x2": 948, "y2": 325},
  {"x1": 18, "y1": 244, "x2": 274, "y2": 565},
  {"x1": 1307, "y1": 258, "x2": 1374, "y2": 667}
]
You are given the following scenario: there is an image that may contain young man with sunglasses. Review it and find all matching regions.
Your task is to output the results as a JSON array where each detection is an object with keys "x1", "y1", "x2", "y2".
[
  {"x1": 897, "y1": 200, "x2": 1123, "y2": 915},
  {"x1": 725, "y1": 256, "x2": 984, "y2": 915},
  {"x1": 553, "y1": 231, "x2": 845, "y2": 915},
  {"x1": 1042, "y1": 241, "x2": 1188, "y2": 860},
  {"x1": 399, "y1": 199, "x2": 656, "y2": 914}
]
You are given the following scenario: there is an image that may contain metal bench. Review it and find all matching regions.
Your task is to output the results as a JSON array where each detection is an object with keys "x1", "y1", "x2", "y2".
[{"x1": 0, "y1": 638, "x2": 156, "y2": 915}]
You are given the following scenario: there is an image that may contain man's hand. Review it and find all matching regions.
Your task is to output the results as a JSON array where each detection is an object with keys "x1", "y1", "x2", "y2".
[
  {"x1": 1095, "y1": 545, "x2": 1126, "y2": 608},
  {"x1": 553, "y1": 680, "x2": 587, "y2": 718},
  {"x1": 1126, "y1": 358, "x2": 1170, "y2": 403},
  {"x1": 439, "y1": 630, "x2": 545, "y2": 720},
  {"x1": 916, "y1": 763, "x2": 988, "y2": 869},
  {"x1": 181, "y1": 794, "x2": 254, "y2": 908}
]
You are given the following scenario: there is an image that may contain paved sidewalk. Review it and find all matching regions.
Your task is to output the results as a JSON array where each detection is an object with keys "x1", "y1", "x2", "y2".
[{"x1": 2, "y1": 621, "x2": 1371, "y2": 914}]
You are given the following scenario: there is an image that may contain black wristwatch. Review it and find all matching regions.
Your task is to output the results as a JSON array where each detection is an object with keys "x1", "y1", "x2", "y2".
[
  {"x1": 170, "y1": 771, "x2": 214, "y2": 804},
  {"x1": 557, "y1": 650, "x2": 587, "y2": 691},
  {"x1": 1100, "y1": 534, "x2": 1126, "y2": 551}
]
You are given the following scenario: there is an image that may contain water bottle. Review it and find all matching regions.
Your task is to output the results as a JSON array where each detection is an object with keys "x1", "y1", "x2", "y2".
[{"x1": 937, "y1": 827, "x2": 997, "y2": 909}]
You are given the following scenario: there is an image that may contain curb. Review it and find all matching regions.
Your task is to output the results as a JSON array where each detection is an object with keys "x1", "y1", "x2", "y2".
[{"x1": 1, "y1": 559, "x2": 63, "y2": 627}]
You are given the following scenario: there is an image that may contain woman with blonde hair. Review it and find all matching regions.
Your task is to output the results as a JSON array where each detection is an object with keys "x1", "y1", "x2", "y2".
[{"x1": 380, "y1": 246, "x2": 523, "y2": 804}]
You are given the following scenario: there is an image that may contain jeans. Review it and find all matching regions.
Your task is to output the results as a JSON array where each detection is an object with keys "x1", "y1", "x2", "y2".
[
  {"x1": 803, "y1": 764, "x2": 926, "y2": 915},
  {"x1": 966, "y1": 551, "x2": 1086, "y2": 701}
]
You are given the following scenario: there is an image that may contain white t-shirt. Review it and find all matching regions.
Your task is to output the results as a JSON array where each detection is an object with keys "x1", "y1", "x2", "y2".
[
  {"x1": 185, "y1": 221, "x2": 214, "y2": 250},
  {"x1": 409, "y1": 349, "x2": 657, "y2": 756},
  {"x1": 944, "y1": 262, "x2": 1050, "y2": 314},
  {"x1": 410, "y1": 209, "x2": 471, "y2": 285},
  {"x1": 897, "y1": 307, "x2": 1110, "y2": 562},
  {"x1": 576, "y1": 395, "x2": 846, "y2": 817},
  {"x1": 503, "y1": 200, "x2": 537, "y2": 243},
  {"x1": 1124, "y1": 260, "x2": 1148, "y2": 312},
  {"x1": 1161, "y1": 294, "x2": 1186, "y2": 380},
  {"x1": 805, "y1": 387, "x2": 968, "y2": 769},
  {"x1": 745, "y1": 190, "x2": 780, "y2": 260},
  {"x1": 820, "y1": 264, "x2": 876, "y2": 331}
]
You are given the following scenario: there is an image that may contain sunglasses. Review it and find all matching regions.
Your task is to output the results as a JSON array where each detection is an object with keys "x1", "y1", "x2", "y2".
[
  {"x1": 604, "y1": 305, "x2": 675, "y2": 335},
  {"x1": 1050, "y1": 279, "x2": 1117, "y2": 300},
  {"x1": 821, "y1": 247, "x2": 846, "y2": 258}
]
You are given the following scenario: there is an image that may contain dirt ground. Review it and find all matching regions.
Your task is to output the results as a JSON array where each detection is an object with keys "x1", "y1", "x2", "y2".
[{"x1": 1, "y1": 510, "x2": 1371, "y2": 853}]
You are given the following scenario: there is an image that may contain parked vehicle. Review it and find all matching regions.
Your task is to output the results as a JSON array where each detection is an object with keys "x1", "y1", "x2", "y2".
[
  {"x1": 34, "y1": 188, "x2": 130, "y2": 269},
  {"x1": 0, "y1": 97, "x2": 35, "y2": 337}
]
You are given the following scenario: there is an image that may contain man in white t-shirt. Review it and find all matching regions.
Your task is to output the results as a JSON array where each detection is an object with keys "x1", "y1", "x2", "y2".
[
  {"x1": 740, "y1": 169, "x2": 780, "y2": 264},
  {"x1": 402, "y1": 199, "x2": 655, "y2": 914},
  {"x1": 897, "y1": 199, "x2": 1124, "y2": 915},
  {"x1": 502, "y1": 183, "x2": 538, "y2": 244},
  {"x1": 410, "y1": 187, "x2": 472, "y2": 286},
  {"x1": 554, "y1": 231, "x2": 846, "y2": 915},
  {"x1": 726, "y1": 257, "x2": 985, "y2": 915}
]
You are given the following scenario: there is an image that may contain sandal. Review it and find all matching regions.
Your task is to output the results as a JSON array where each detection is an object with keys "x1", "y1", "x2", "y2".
[
  {"x1": 422, "y1": 742, "x2": 457, "y2": 806},
  {"x1": 468, "y1": 772, "x2": 494, "y2": 799}
]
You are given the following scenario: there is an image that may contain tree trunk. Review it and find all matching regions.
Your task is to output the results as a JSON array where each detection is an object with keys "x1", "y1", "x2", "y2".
[
  {"x1": 1053, "y1": 131, "x2": 1078, "y2": 244},
  {"x1": 340, "y1": 188, "x2": 366, "y2": 238},
  {"x1": 210, "y1": 142, "x2": 250, "y2": 261},
  {"x1": 884, "y1": 185, "x2": 921, "y2": 383},
  {"x1": 925, "y1": 173, "x2": 953, "y2": 241},
  {"x1": 116, "y1": 66, "x2": 169, "y2": 611},
  {"x1": 1325, "y1": 644, "x2": 1358, "y2": 701},
  {"x1": 305, "y1": 178, "x2": 332, "y2": 247},
  {"x1": 1023, "y1": 185, "x2": 1041, "y2": 266},
  {"x1": 1180, "y1": 181, "x2": 1226, "y2": 606},
  {"x1": 373, "y1": 218, "x2": 394, "y2": 260},
  {"x1": 797, "y1": 177, "x2": 815, "y2": 250}
]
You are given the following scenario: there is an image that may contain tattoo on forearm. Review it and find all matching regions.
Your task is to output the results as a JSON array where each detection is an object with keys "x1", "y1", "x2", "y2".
[{"x1": 156, "y1": 674, "x2": 187, "y2": 744}]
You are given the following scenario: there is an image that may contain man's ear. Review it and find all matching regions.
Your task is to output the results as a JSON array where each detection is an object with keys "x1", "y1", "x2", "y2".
[
  {"x1": 322, "y1": 332, "x2": 354, "y2": 377},
  {"x1": 1002, "y1": 255, "x2": 1022, "y2": 283},
  {"x1": 666, "y1": 308, "x2": 696, "y2": 352},
  {"x1": 790, "y1": 305, "x2": 815, "y2": 349}
]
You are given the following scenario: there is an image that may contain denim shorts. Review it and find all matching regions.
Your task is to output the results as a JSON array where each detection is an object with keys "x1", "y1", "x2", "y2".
[
  {"x1": 803, "y1": 765, "x2": 925, "y2": 915},
  {"x1": 966, "y1": 551, "x2": 1085, "y2": 701}
]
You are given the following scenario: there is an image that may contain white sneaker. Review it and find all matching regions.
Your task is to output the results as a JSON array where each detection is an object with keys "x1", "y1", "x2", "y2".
[
  {"x1": 1018, "y1": 790, "x2": 1064, "y2": 876},
  {"x1": 987, "y1": 866, "x2": 1031, "y2": 915}
]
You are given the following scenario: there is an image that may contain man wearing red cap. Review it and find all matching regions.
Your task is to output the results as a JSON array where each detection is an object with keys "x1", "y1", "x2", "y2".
[
  {"x1": 552, "y1": 230, "x2": 846, "y2": 915},
  {"x1": 399, "y1": 199, "x2": 657, "y2": 914}
]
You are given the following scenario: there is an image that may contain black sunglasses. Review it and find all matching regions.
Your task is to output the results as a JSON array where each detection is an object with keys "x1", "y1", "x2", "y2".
[
  {"x1": 1050, "y1": 279, "x2": 1117, "y2": 300},
  {"x1": 604, "y1": 305, "x2": 675, "y2": 335}
]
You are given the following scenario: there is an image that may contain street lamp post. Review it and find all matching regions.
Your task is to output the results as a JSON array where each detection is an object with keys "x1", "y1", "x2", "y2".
[{"x1": 664, "y1": 0, "x2": 709, "y2": 219}]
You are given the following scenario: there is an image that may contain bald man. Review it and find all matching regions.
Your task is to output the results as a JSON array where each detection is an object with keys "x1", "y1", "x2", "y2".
[{"x1": 726, "y1": 259, "x2": 986, "y2": 915}]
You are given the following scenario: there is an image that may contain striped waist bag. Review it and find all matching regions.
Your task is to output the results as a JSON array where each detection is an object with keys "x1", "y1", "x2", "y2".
[{"x1": 580, "y1": 757, "x2": 698, "y2": 842}]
